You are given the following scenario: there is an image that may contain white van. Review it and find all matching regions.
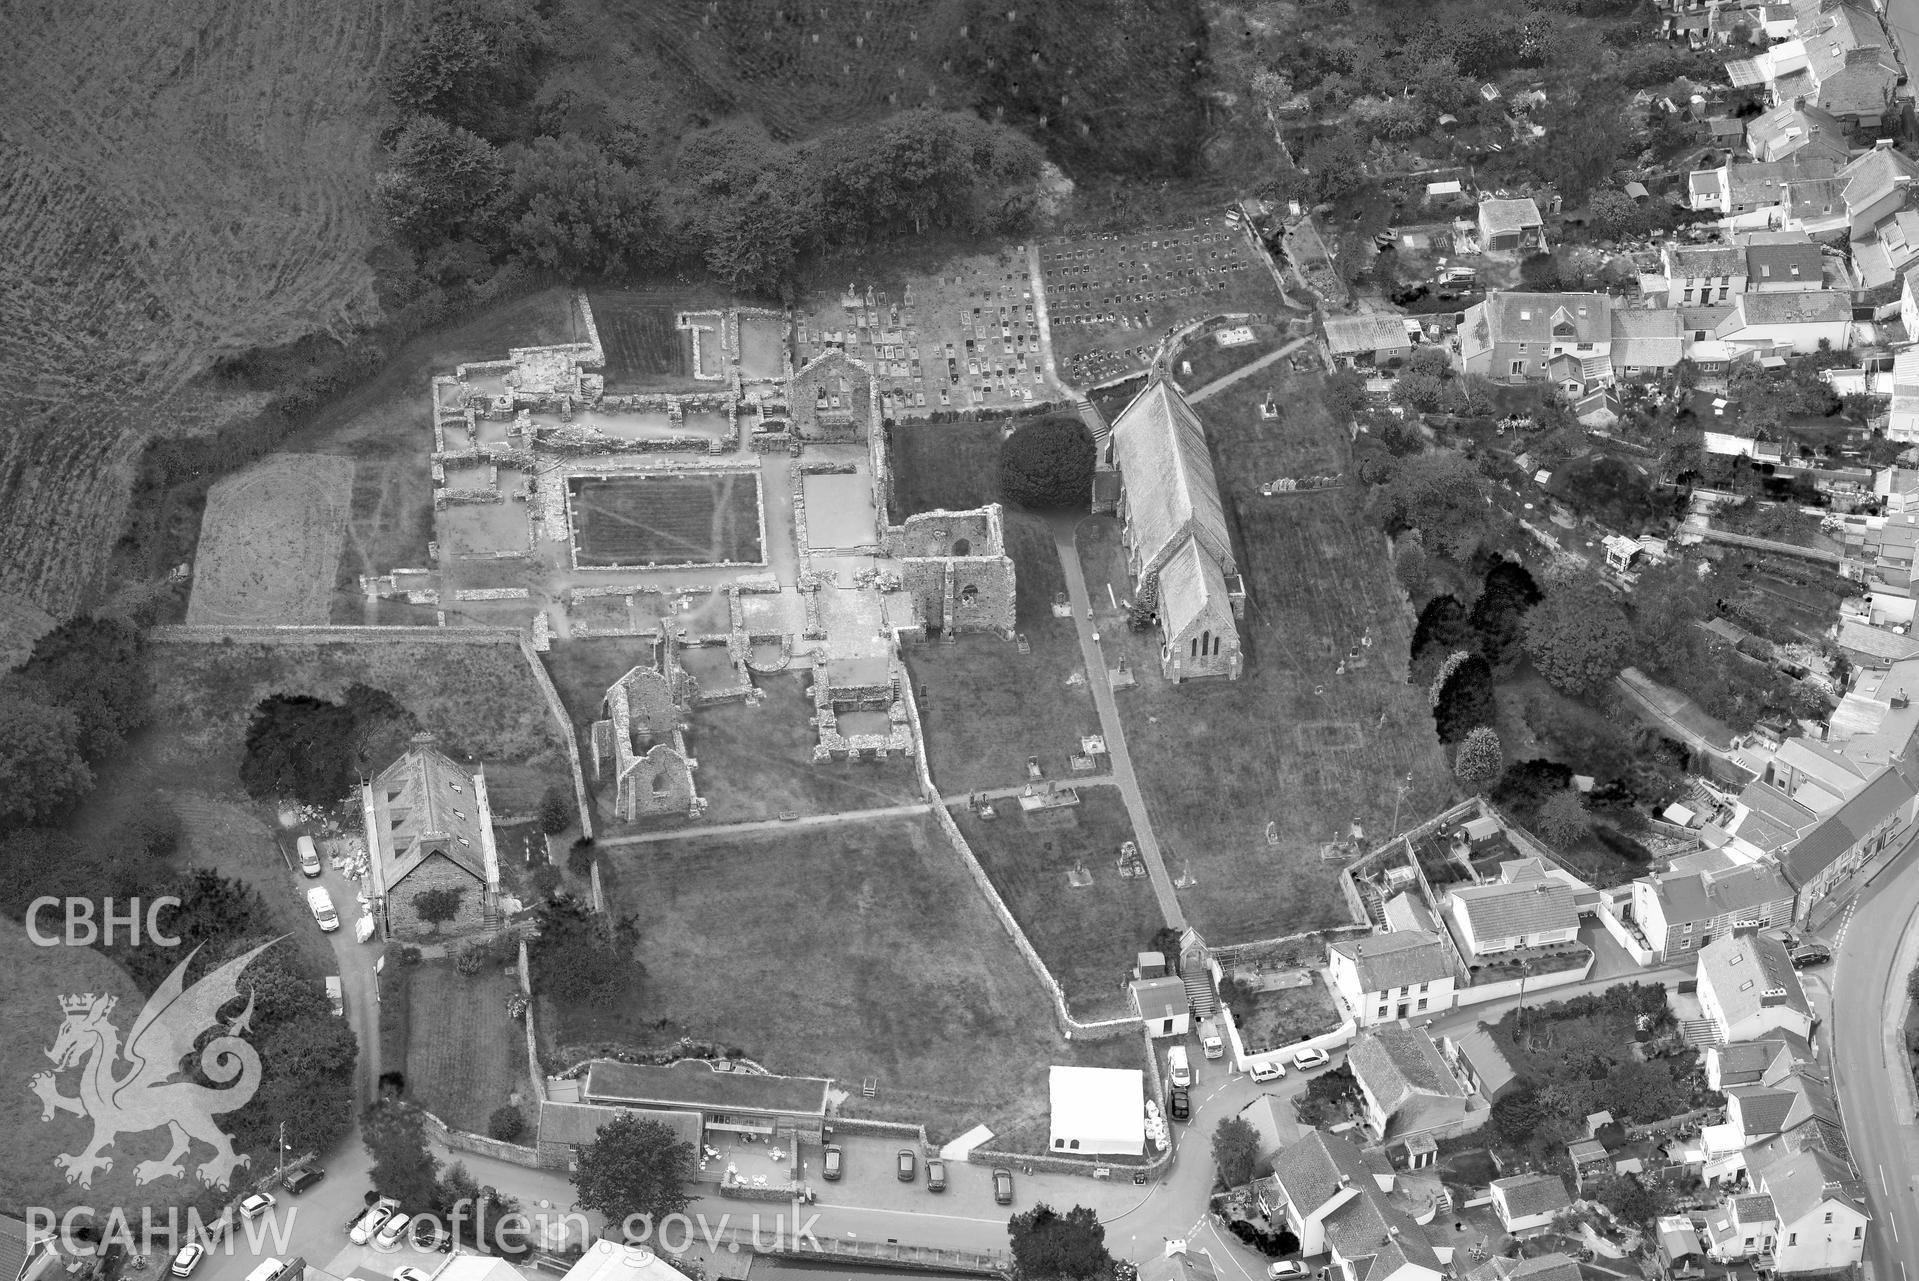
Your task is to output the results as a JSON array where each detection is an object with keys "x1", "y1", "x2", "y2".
[
  {"x1": 297, "y1": 835, "x2": 321, "y2": 878},
  {"x1": 306, "y1": 887, "x2": 339, "y2": 933},
  {"x1": 1167, "y1": 1044, "x2": 1192, "y2": 1088},
  {"x1": 243, "y1": 1261, "x2": 284, "y2": 1281}
]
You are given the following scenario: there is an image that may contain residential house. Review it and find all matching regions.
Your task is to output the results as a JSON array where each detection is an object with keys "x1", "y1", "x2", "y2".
[
  {"x1": 1655, "y1": 1216, "x2": 1709, "y2": 1277},
  {"x1": 1696, "y1": 931, "x2": 1816, "y2": 1044},
  {"x1": 1478, "y1": 198, "x2": 1546, "y2": 253},
  {"x1": 1839, "y1": 139, "x2": 1919, "y2": 237},
  {"x1": 1782, "y1": 761, "x2": 1919, "y2": 921},
  {"x1": 1327, "y1": 930, "x2": 1456, "y2": 1026},
  {"x1": 1746, "y1": 100, "x2": 1850, "y2": 164},
  {"x1": 1625, "y1": 861, "x2": 1796, "y2": 962},
  {"x1": 1688, "y1": 154, "x2": 1838, "y2": 224},
  {"x1": 560, "y1": 1240, "x2": 711, "y2": 1281},
  {"x1": 1467, "y1": 1256, "x2": 1581, "y2": 1281},
  {"x1": 1322, "y1": 1192, "x2": 1446, "y2": 1281},
  {"x1": 1106, "y1": 379, "x2": 1245, "y2": 682},
  {"x1": 1725, "y1": 1, "x2": 1900, "y2": 127},
  {"x1": 1716, "y1": 290, "x2": 1854, "y2": 355},
  {"x1": 1489, "y1": 1172, "x2": 1573, "y2": 1234},
  {"x1": 581, "y1": 1059, "x2": 834, "y2": 1143},
  {"x1": 1847, "y1": 207, "x2": 1919, "y2": 288},
  {"x1": 1139, "y1": 1241, "x2": 1220, "y2": 1281},
  {"x1": 361, "y1": 736, "x2": 500, "y2": 941},
  {"x1": 1747, "y1": 1140, "x2": 1870, "y2": 1272},
  {"x1": 1724, "y1": 1068, "x2": 1846, "y2": 1150},
  {"x1": 1706, "y1": 1193, "x2": 1781, "y2": 1262},
  {"x1": 1383, "y1": 891, "x2": 1440, "y2": 933},
  {"x1": 0, "y1": 1218, "x2": 54, "y2": 1281},
  {"x1": 1132, "y1": 975, "x2": 1192, "y2": 1038},
  {"x1": 1438, "y1": 1024, "x2": 1518, "y2": 1100},
  {"x1": 1263, "y1": 1130, "x2": 1392, "y2": 1256},
  {"x1": 1348, "y1": 1022, "x2": 1472, "y2": 1139},
  {"x1": 1610, "y1": 309, "x2": 1686, "y2": 379},
  {"x1": 1325, "y1": 314, "x2": 1415, "y2": 369},
  {"x1": 1445, "y1": 880, "x2": 1581, "y2": 960},
  {"x1": 1890, "y1": 347, "x2": 1919, "y2": 441},
  {"x1": 1746, "y1": 238, "x2": 1828, "y2": 292},
  {"x1": 1457, "y1": 293, "x2": 1613, "y2": 387},
  {"x1": 1237, "y1": 1093, "x2": 1302, "y2": 1165},
  {"x1": 1706, "y1": 1035, "x2": 1814, "y2": 1090},
  {"x1": 1664, "y1": 244, "x2": 1747, "y2": 305}
]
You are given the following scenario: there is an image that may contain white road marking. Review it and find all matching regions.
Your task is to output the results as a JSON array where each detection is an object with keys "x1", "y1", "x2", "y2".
[{"x1": 1884, "y1": 1164, "x2": 1891, "y2": 1195}]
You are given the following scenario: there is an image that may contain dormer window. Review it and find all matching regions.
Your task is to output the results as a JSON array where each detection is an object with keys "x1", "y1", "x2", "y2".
[{"x1": 448, "y1": 781, "x2": 463, "y2": 794}]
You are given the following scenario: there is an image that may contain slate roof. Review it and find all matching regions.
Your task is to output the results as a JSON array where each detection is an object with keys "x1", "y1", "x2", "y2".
[
  {"x1": 1382, "y1": 891, "x2": 1438, "y2": 934},
  {"x1": 1755, "y1": 1147, "x2": 1869, "y2": 1223},
  {"x1": 1728, "y1": 1084, "x2": 1798, "y2": 1136},
  {"x1": 1711, "y1": 1035, "x2": 1811, "y2": 1087},
  {"x1": 1139, "y1": 1246, "x2": 1219, "y2": 1281},
  {"x1": 1325, "y1": 313, "x2": 1412, "y2": 356},
  {"x1": 370, "y1": 740, "x2": 490, "y2": 887},
  {"x1": 1331, "y1": 929, "x2": 1454, "y2": 993},
  {"x1": 1110, "y1": 379, "x2": 1232, "y2": 577},
  {"x1": 537, "y1": 1100, "x2": 702, "y2": 1150},
  {"x1": 1479, "y1": 293, "x2": 1613, "y2": 345},
  {"x1": 1492, "y1": 1172, "x2": 1573, "y2": 1222},
  {"x1": 1747, "y1": 100, "x2": 1849, "y2": 161},
  {"x1": 0, "y1": 1217, "x2": 42, "y2": 1281},
  {"x1": 1132, "y1": 975, "x2": 1191, "y2": 1021},
  {"x1": 1450, "y1": 880, "x2": 1580, "y2": 943},
  {"x1": 1268, "y1": 1129, "x2": 1378, "y2": 1220},
  {"x1": 1351, "y1": 1023, "x2": 1465, "y2": 1116},
  {"x1": 1644, "y1": 861, "x2": 1795, "y2": 927},
  {"x1": 1667, "y1": 244, "x2": 1746, "y2": 279},
  {"x1": 1728, "y1": 290, "x2": 1852, "y2": 327},
  {"x1": 1699, "y1": 932, "x2": 1811, "y2": 1028},
  {"x1": 1841, "y1": 143, "x2": 1919, "y2": 213},
  {"x1": 1446, "y1": 1024, "x2": 1518, "y2": 1097},
  {"x1": 1785, "y1": 763, "x2": 1916, "y2": 882},
  {"x1": 1609, "y1": 308, "x2": 1684, "y2": 368},
  {"x1": 1157, "y1": 535, "x2": 1233, "y2": 642},
  {"x1": 1479, "y1": 197, "x2": 1544, "y2": 236},
  {"x1": 1468, "y1": 1255, "x2": 1582, "y2": 1281},
  {"x1": 1323, "y1": 1191, "x2": 1444, "y2": 1281},
  {"x1": 1747, "y1": 241, "x2": 1826, "y2": 286}
]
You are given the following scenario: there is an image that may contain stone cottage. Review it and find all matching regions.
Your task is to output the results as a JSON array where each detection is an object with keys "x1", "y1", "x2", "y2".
[{"x1": 362, "y1": 736, "x2": 501, "y2": 940}]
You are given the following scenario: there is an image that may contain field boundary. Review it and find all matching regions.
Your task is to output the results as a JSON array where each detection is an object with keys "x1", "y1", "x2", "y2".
[{"x1": 146, "y1": 624, "x2": 593, "y2": 838}]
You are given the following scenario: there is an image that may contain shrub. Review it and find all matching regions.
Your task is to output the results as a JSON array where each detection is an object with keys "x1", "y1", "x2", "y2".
[
  {"x1": 529, "y1": 865, "x2": 563, "y2": 898},
  {"x1": 488, "y1": 1106, "x2": 527, "y2": 1143},
  {"x1": 539, "y1": 785, "x2": 572, "y2": 835},
  {"x1": 567, "y1": 840, "x2": 596, "y2": 877},
  {"x1": 998, "y1": 416, "x2": 1095, "y2": 511}
]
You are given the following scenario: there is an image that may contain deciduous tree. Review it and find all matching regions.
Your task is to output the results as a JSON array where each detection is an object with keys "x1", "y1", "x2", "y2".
[
  {"x1": 529, "y1": 895, "x2": 641, "y2": 1004},
  {"x1": 363, "y1": 1101, "x2": 441, "y2": 1209},
  {"x1": 1008, "y1": 1203, "x2": 1111, "y2": 1281},
  {"x1": 1469, "y1": 560, "x2": 1543, "y2": 669},
  {"x1": 18, "y1": 616, "x2": 150, "y2": 764},
  {"x1": 0, "y1": 692, "x2": 91, "y2": 829},
  {"x1": 1212, "y1": 1117, "x2": 1261, "y2": 1187},
  {"x1": 572, "y1": 1114, "x2": 696, "y2": 1229},
  {"x1": 1386, "y1": 451, "x2": 1490, "y2": 560},
  {"x1": 413, "y1": 887, "x2": 466, "y2": 934},
  {"x1": 1525, "y1": 581, "x2": 1634, "y2": 694},
  {"x1": 1537, "y1": 789, "x2": 1592, "y2": 847}
]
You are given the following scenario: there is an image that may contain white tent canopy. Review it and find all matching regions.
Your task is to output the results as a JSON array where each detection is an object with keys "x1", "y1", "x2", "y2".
[{"x1": 1049, "y1": 1065, "x2": 1146, "y2": 1156}]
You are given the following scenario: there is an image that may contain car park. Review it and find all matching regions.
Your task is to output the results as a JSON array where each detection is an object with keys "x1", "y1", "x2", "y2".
[
  {"x1": 1292, "y1": 1047, "x2": 1331, "y2": 1071},
  {"x1": 1249, "y1": 1060, "x2": 1284, "y2": 1082},
  {"x1": 238, "y1": 1192, "x2": 275, "y2": 1220},
  {"x1": 993, "y1": 1167, "x2": 1015, "y2": 1205},
  {"x1": 926, "y1": 1159, "x2": 947, "y2": 1192},
  {"x1": 896, "y1": 1149, "x2": 916, "y2": 1182},
  {"x1": 374, "y1": 1213, "x2": 412, "y2": 1249},
  {"x1": 282, "y1": 1165, "x2": 325, "y2": 1194},
  {"x1": 169, "y1": 1246, "x2": 205, "y2": 1278},
  {"x1": 822, "y1": 1144, "x2": 842, "y2": 1181}
]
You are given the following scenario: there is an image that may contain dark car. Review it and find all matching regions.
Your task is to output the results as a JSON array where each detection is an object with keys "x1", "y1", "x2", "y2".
[
  {"x1": 993, "y1": 1167, "x2": 1015, "y2": 1205},
  {"x1": 410, "y1": 1221, "x2": 454, "y2": 1253},
  {"x1": 896, "y1": 1148, "x2": 917, "y2": 1182},
  {"x1": 822, "y1": 1144, "x2": 843, "y2": 1182},
  {"x1": 1169, "y1": 1086, "x2": 1191, "y2": 1122},
  {"x1": 281, "y1": 1166, "x2": 324, "y2": 1195},
  {"x1": 1790, "y1": 944, "x2": 1832, "y2": 969},
  {"x1": 926, "y1": 1159, "x2": 947, "y2": 1192}
]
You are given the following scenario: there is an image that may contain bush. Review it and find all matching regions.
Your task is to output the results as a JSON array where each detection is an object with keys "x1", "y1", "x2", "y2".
[
  {"x1": 488, "y1": 1106, "x2": 527, "y2": 1143},
  {"x1": 539, "y1": 785, "x2": 572, "y2": 835},
  {"x1": 998, "y1": 416, "x2": 1096, "y2": 511},
  {"x1": 529, "y1": 865, "x2": 563, "y2": 898},
  {"x1": 394, "y1": 945, "x2": 424, "y2": 967},
  {"x1": 567, "y1": 840, "x2": 596, "y2": 877}
]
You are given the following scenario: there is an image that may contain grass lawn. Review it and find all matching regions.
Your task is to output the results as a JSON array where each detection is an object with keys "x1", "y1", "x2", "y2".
[
  {"x1": 405, "y1": 960, "x2": 531, "y2": 1133},
  {"x1": 1077, "y1": 372, "x2": 1454, "y2": 945},
  {"x1": 1232, "y1": 974, "x2": 1342, "y2": 1054},
  {"x1": 958, "y1": 785, "x2": 1162, "y2": 1021},
  {"x1": 908, "y1": 510, "x2": 1103, "y2": 793},
  {"x1": 888, "y1": 418, "x2": 1005, "y2": 517},
  {"x1": 561, "y1": 813, "x2": 1142, "y2": 1140},
  {"x1": 1171, "y1": 319, "x2": 1292, "y2": 391}
]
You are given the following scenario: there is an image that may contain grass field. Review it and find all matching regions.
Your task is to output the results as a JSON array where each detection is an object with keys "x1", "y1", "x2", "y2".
[
  {"x1": 1080, "y1": 373, "x2": 1454, "y2": 945},
  {"x1": 566, "y1": 814, "x2": 1141, "y2": 1139},
  {"x1": 569, "y1": 474, "x2": 764, "y2": 568},
  {"x1": 405, "y1": 961, "x2": 529, "y2": 1133},
  {"x1": 958, "y1": 786, "x2": 1160, "y2": 1021},
  {"x1": 187, "y1": 454, "x2": 356, "y2": 625},
  {"x1": 888, "y1": 419, "x2": 1005, "y2": 517},
  {"x1": 590, "y1": 295, "x2": 697, "y2": 392},
  {"x1": 908, "y1": 511, "x2": 1102, "y2": 793}
]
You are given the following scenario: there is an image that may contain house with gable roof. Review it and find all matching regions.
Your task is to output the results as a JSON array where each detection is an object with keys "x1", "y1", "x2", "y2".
[
  {"x1": 1746, "y1": 100, "x2": 1849, "y2": 164},
  {"x1": 1715, "y1": 290, "x2": 1854, "y2": 355},
  {"x1": 1891, "y1": 346, "x2": 1919, "y2": 442},
  {"x1": 1745, "y1": 237, "x2": 1828, "y2": 292},
  {"x1": 1663, "y1": 244, "x2": 1747, "y2": 305},
  {"x1": 1106, "y1": 378, "x2": 1244, "y2": 682},
  {"x1": 1322, "y1": 1191, "x2": 1446, "y2": 1281},
  {"x1": 1746, "y1": 1137, "x2": 1869, "y2": 1272},
  {"x1": 1348, "y1": 1023, "x2": 1473, "y2": 1140},
  {"x1": 1610, "y1": 309, "x2": 1685, "y2": 380},
  {"x1": 1723, "y1": 1068, "x2": 1844, "y2": 1148},
  {"x1": 1782, "y1": 761, "x2": 1919, "y2": 921},
  {"x1": 1466, "y1": 1254, "x2": 1581, "y2": 1281},
  {"x1": 1139, "y1": 1240, "x2": 1219, "y2": 1281},
  {"x1": 1625, "y1": 860, "x2": 1796, "y2": 961},
  {"x1": 1445, "y1": 880, "x2": 1580, "y2": 961},
  {"x1": 1328, "y1": 930, "x2": 1457, "y2": 1026},
  {"x1": 1697, "y1": 932, "x2": 1815, "y2": 1044},
  {"x1": 1707, "y1": 1035, "x2": 1815, "y2": 1090},
  {"x1": 1325, "y1": 314, "x2": 1416, "y2": 369},
  {"x1": 1457, "y1": 293, "x2": 1613, "y2": 389},
  {"x1": 1725, "y1": 0, "x2": 1900, "y2": 127},
  {"x1": 1478, "y1": 198, "x2": 1546, "y2": 253},
  {"x1": 1706, "y1": 1192, "x2": 1782, "y2": 1263},
  {"x1": 1838, "y1": 139, "x2": 1919, "y2": 236},
  {"x1": 1260, "y1": 1131, "x2": 1444, "y2": 1281},
  {"x1": 362, "y1": 735, "x2": 501, "y2": 940},
  {"x1": 1490, "y1": 1172, "x2": 1573, "y2": 1234}
]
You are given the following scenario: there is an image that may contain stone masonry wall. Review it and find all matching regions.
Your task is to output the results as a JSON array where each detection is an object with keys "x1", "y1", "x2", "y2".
[{"x1": 387, "y1": 854, "x2": 488, "y2": 941}]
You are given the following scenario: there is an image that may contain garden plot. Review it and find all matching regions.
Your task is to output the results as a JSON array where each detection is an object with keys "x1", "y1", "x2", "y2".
[
  {"x1": 187, "y1": 454, "x2": 355, "y2": 625},
  {"x1": 568, "y1": 473, "x2": 764, "y2": 568},
  {"x1": 405, "y1": 960, "x2": 529, "y2": 1133}
]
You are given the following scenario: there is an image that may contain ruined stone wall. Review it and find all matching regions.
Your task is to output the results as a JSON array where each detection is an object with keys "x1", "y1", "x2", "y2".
[
  {"x1": 789, "y1": 350, "x2": 873, "y2": 442},
  {"x1": 884, "y1": 507, "x2": 999, "y2": 558}
]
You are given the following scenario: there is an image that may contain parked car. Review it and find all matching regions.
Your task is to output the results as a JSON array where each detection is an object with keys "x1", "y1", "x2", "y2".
[
  {"x1": 282, "y1": 1165, "x2": 325, "y2": 1194},
  {"x1": 350, "y1": 1201, "x2": 396, "y2": 1245},
  {"x1": 896, "y1": 1149, "x2": 917, "y2": 1182},
  {"x1": 1790, "y1": 944, "x2": 1832, "y2": 969},
  {"x1": 410, "y1": 1221, "x2": 453, "y2": 1253},
  {"x1": 1169, "y1": 1086, "x2": 1190, "y2": 1121},
  {"x1": 926, "y1": 1159, "x2": 947, "y2": 1192},
  {"x1": 993, "y1": 1167, "x2": 1015, "y2": 1205},
  {"x1": 374, "y1": 1213, "x2": 412, "y2": 1249},
  {"x1": 396, "y1": 1269, "x2": 435, "y2": 1281},
  {"x1": 306, "y1": 886, "x2": 339, "y2": 933},
  {"x1": 238, "y1": 1192, "x2": 276, "y2": 1220},
  {"x1": 169, "y1": 1245, "x2": 205, "y2": 1278},
  {"x1": 1249, "y1": 1060, "x2": 1285, "y2": 1082},
  {"x1": 297, "y1": 835, "x2": 321, "y2": 878},
  {"x1": 821, "y1": 1144, "x2": 843, "y2": 1181},
  {"x1": 1267, "y1": 1264, "x2": 1310, "y2": 1279},
  {"x1": 243, "y1": 1261, "x2": 285, "y2": 1281},
  {"x1": 1292, "y1": 1047, "x2": 1331, "y2": 1071}
]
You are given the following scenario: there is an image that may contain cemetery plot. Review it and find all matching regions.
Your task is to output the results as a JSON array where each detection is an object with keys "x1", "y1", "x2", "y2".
[
  {"x1": 590, "y1": 294, "x2": 698, "y2": 391},
  {"x1": 187, "y1": 454, "x2": 355, "y2": 625},
  {"x1": 1042, "y1": 217, "x2": 1284, "y2": 387},
  {"x1": 569, "y1": 474, "x2": 764, "y2": 568},
  {"x1": 797, "y1": 251, "x2": 1053, "y2": 417}
]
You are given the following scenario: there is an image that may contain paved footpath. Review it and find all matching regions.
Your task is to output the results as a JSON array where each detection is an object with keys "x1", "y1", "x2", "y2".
[
  {"x1": 1185, "y1": 334, "x2": 1313, "y2": 404},
  {"x1": 1047, "y1": 513, "x2": 1185, "y2": 930}
]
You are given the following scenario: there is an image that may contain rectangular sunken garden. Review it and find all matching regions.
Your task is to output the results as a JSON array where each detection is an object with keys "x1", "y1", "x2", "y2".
[
  {"x1": 569, "y1": 473, "x2": 765, "y2": 569},
  {"x1": 591, "y1": 297, "x2": 696, "y2": 391}
]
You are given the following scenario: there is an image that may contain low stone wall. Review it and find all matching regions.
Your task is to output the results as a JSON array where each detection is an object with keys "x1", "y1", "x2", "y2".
[
  {"x1": 827, "y1": 1115, "x2": 930, "y2": 1145},
  {"x1": 418, "y1": 1106, "x2": 551, "y2": 1169}
]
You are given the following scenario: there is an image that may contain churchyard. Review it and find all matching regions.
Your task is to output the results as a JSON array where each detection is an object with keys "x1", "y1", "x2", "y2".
[
  {"x1": 796, "y1": 249, "x2": 1057, "y2": 417},
  {"x1": 957, "y1": 785, "x2": 1161, "y2": 1023},
  {"x1": 1041, "y1": 217, "x2": 1284, "y2": 388},
  {"x1": 1079, "y1": 373, "x2": 1454, "y2": 945},
  {"x1": 186, "y1": 454, "x2": 356, "y2": 625},
  {"x1": 571, "y1": 814, "x2": 1142, "y2": 1139}
]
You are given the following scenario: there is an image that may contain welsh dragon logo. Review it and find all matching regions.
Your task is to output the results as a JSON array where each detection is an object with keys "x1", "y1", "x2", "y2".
[{"x1": 31, "y1": 941, "x2": 277, "y2": 1191}]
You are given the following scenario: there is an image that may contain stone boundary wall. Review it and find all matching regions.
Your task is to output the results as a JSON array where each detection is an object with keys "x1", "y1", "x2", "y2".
[
  {"x1": 822, "y1": 1115, "x2": 931, "y2": 1146},
  {"x1": 418, "y1": 1106, "x2": 549, "y2": 1169},
  {"x1": 899, "y1": 678, "x2": 1138, "y2": 1042},
  {"x1": 146, "y1": 625, "x2": 593, "y2": 840},
  {"x1": 519, "y1": 937, "x2": 545, "y2": 1109}
]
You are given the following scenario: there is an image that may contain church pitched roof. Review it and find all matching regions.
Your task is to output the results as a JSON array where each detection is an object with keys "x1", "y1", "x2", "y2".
[{"x1": 1110, "y1": 379, "x2": 1233, "y2": 578}]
